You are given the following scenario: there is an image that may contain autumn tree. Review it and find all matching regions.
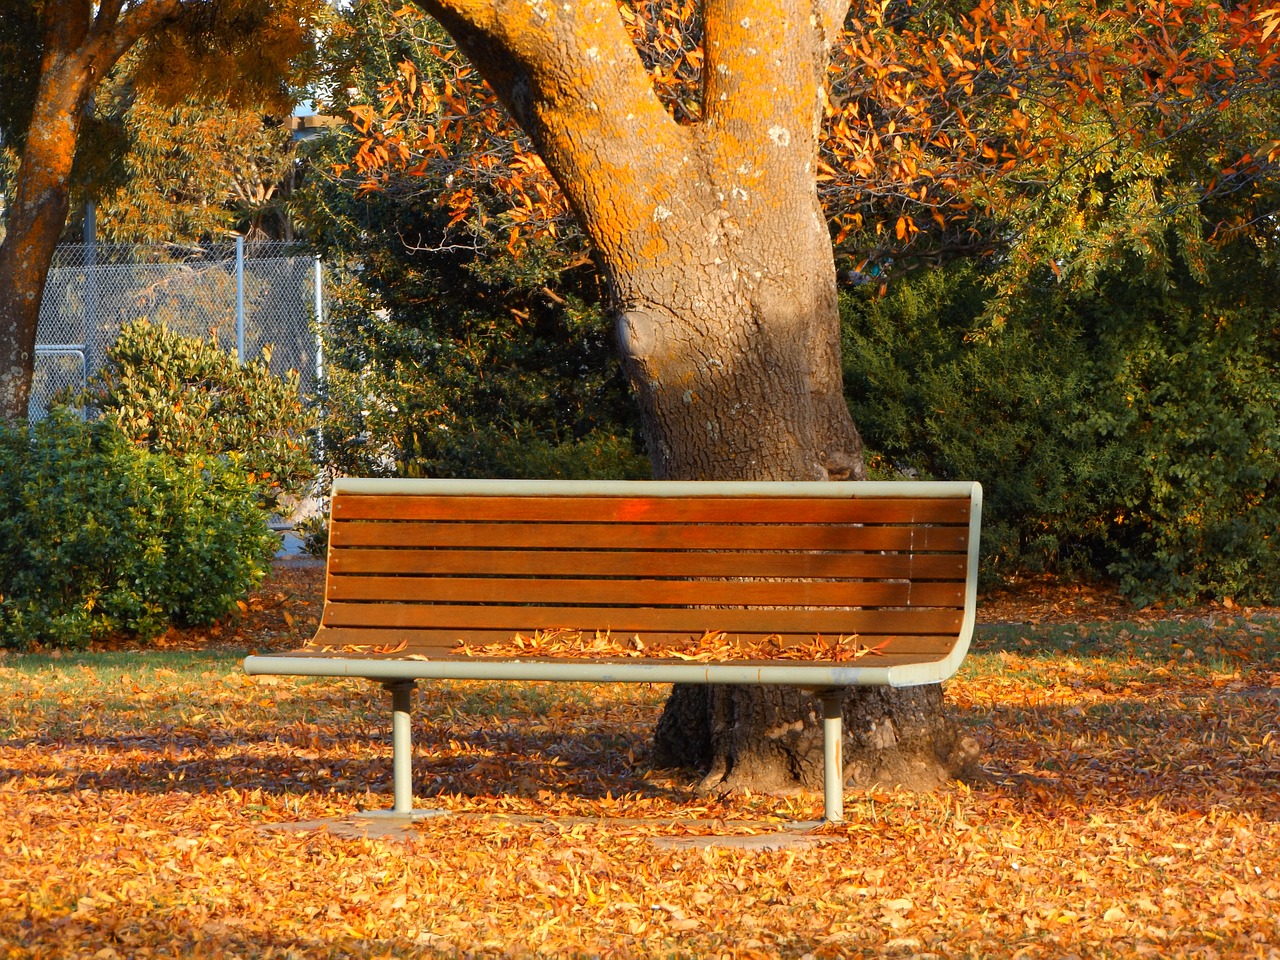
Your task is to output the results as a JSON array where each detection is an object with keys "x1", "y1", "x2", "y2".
[
  {"x1": 84, "y1": 83, "x2": 304, "y2": 244},
  {"x1": 839, "y1": 0, "x2": 1280, "y2": 603},
  {"x1": 0, "y1": 0, "x2": 324, "y2": 421},
  {"x1": 329, "y1": 0, "x2": 1278, "y2": 795},
  {"x1": 354, "y1": 0, "x2": 992, "y2": 796},
  {"x1": 823, "y1": 0, "x2": 1280, "y2": 296}
]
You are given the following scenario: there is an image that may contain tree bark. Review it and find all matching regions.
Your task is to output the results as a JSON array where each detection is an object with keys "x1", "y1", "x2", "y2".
[
  {"x1": 415, "y1": 0, "x2": 973, "y2": 796},
  {"x1": 0, "y1": 19, "x2": 92, "y2": 420},
  {"x1": 652, "y1": 683, "x2": 979, "y2": 794}
]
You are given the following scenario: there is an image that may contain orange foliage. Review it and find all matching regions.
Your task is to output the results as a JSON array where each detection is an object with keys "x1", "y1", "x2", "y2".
[
  {"x1": 448, "y1": 630, "x2": 894, "y2": 662},
  {"x1": 313, "y1": 631, "x2": 893, "y2": 660},
  {"x1": 342, "y1": 0, "x2": 1278, "y2": 267}
]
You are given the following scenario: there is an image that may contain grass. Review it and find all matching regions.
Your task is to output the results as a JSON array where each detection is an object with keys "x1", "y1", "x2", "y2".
[{"x1": 1, "y1": 614, "x2": 1278, "y2": 957}]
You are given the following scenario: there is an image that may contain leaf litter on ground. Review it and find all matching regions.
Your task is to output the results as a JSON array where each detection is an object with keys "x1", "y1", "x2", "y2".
[{"x1": 1, "y1": 562, "x2": 1278, "y2": 958}]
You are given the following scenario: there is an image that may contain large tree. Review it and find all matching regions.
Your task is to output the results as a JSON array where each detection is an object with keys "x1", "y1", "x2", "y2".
[
  {"x1": 0, "y1": 0, "x2": 323, "y2": 420},
  {"x1": 383, "y1": 0, "x2": 985, "y2": 797},
  {"x1": 332, "y1": 0, "x2": 1277, "y2": 794},
  {"x1": 415, "y1": 0, "x2": 868, "y2": 486}
]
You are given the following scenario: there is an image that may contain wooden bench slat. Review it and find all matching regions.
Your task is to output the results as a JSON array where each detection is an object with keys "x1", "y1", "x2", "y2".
[
  {"x1": 333, "y1": 494, "x2": 971, "y2": 525},
  {"x1": 324, "y1": 574, "x2": 966, "y2": 609},
  {"x1": 328, "y1": 548, "x2": 969, "y2": 581},
  {"x1": 320, "y1": 601, "x2": 963, "y2": 635},
  {"x1": 330, "y1": 520, "x2": 970, "y2": 552},
  {"x1": 310, "y1": 626, "x2": 962, "y2": 655}
]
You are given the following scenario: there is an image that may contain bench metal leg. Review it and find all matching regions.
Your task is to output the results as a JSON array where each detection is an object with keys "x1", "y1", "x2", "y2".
[
  {"x1": 352, "y1": 680, "x2": 447, "y2": 824},
  {"x1": 386, "y1": 680, "x2": 416, "y2": 814},
  {"x1": 818, "y1": 689, "x2": 845, "y2": 823}
]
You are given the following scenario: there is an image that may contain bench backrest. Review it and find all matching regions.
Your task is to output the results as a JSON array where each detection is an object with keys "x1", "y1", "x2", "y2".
[{"x1": 311, "y1": 479, "x2": 982, "y2": 671}]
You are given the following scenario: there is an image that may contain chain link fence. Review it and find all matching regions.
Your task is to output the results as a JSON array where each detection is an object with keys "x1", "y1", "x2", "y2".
[{"x1": 30, "y1": 240, "x2": 324, "y2": 419}]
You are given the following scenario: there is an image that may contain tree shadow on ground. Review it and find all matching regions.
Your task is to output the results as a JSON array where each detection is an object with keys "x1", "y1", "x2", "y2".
[
  {"x1": 4, "y1": 685, "x2": 1278, "y2": 823},
  {"x1": 957, "y1": 690, "x2": 1280, "y2": 820},
  {"x1": 0, "y1": 717, "x2": 686, "y2": 806}
]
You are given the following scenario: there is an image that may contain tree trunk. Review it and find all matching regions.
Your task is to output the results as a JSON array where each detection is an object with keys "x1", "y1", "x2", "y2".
[
  {"x1": 606, "y1": 212, "x2": 975, "y2": 797},
  {"x1": 417, "y1": 0, "x2": 973, "y2": 797},
  {"x1": 652, "y1": 683, "x2": 979, "y2": 795},
  {"x1": 0, "y1": 117, "x2": 82, "y2": 420}
]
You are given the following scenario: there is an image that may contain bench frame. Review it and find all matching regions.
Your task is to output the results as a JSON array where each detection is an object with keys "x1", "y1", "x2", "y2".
[{"x1": 244, "y1": 478, "x2": 982, "y2": 822}]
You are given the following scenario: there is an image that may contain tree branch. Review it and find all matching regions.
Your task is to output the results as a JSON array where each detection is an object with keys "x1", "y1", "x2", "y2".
[
  {"x1": 94, "y1": 0, "x2": 128, "y2": 30},
  {"x1": 704, "y1": 0, "x2": 808, "y2": 133},
  {"x1": 413, "y1": 0, "x2": 695, "y2": 267},
  {"x1": 90, "y1": 0, "x2": 185, "y2": 68}
]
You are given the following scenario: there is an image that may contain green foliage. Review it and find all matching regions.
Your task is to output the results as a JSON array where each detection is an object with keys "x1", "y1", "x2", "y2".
[
  {"x1": 844, "y1": 263, "x2": 1110, "y2": 579},
  {"x1": 72, "y1": 320, "x2": 317, "y2": 510},
  {"x1": 296, "y1": 1, "x2": 647, "y2": 482},
  {"x1": 841, "y1": 0, "x2": 1280, "y2": 606},
  {"x1": 843, "y1": 254, "x2": 1280, "y2": 605},
  {"x1": 1095, "y1": 276, "x2": 1280, "y2": 605},
  {"x1": 0, "y1": 414, "x2": 278, "y2": 649},
  {"x1": 312, "y1": 249, "x2": 649, "y2": 481}
]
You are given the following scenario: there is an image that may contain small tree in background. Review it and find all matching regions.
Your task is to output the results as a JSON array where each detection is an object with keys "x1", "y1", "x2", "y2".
[{"x1": 73, "y1": 79, "x2": 304, "y2": 244}]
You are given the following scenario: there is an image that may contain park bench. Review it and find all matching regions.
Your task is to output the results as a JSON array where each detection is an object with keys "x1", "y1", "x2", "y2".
[{"x1": 243, "y1": 478, "x2": 982, "y2": 822}]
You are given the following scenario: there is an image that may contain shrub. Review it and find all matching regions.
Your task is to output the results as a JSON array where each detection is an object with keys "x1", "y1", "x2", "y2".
[
  {"x1": 72, "y1": 320, "x2": 317, "y2": 510},
  {"x1": 0, "y1": 414, "x2": 278, "y2": 649},
  {"x1": 842, "y1": 255, "x2": 1280, "y2": 605},
  {"x1": 1093, "y1": 291, "x2": 1280, "y2": 605}
]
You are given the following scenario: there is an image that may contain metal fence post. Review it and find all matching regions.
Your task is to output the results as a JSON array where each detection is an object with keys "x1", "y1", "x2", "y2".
[
  {"x1": 235, "y1": 235, "x2": 246, "y2": 362},
  {"x1": 83, "y1": 206, "x2": 97, "y2": 390},
  {"x1": 313, "y1": 254, "x2": 324, "y2": 385}
]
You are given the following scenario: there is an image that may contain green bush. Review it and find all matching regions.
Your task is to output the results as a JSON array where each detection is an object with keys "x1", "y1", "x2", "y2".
[
  {"x1": 71, "y1": 320, "x2": 317, "y2": 510},
  {"x1": 0, "y1": 414, "x2": 278, "y2": 649},
  {"x1": 312, "y1": 230, "x2": 648, "y2": 482},
  {"x1": 1094, "y1": 294, "x2": 1280, "y2": 605},
  {"x1": 843, "y1": 263, "x2": 1118, "y2": 581},
  {"x1": 842, "y1": 256, "x2": 1280, "y2": 605}
]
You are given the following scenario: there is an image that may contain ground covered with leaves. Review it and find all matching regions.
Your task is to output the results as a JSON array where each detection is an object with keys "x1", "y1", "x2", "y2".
[{"x1": 1, "y1": 562, "x2": 1278, "y2": 958}]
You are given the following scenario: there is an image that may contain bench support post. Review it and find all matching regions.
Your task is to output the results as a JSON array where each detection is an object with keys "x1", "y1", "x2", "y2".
[
  {"x1": 385, "y1": 680, "x2": 417, "y2": 814},
  {"x1": 818, "y1": 689, "x2": 846, "y2": 823}
]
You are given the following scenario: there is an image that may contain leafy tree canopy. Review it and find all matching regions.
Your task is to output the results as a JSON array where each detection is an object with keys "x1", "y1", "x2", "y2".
[
  {"x1": 0, "y1": 0, "x2": 320, "y2": 149},
  {"x1": 81, "y1": 77, "x2": 302, "y2": 244},
  {"x1": 337, "y1": 0, "x2": 1279, "y2": 299}
]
